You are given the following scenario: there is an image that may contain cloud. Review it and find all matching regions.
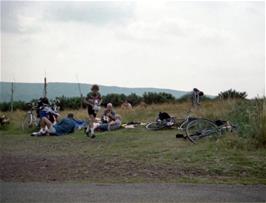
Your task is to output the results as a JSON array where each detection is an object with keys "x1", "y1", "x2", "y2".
[
  {"x1": 1, "y1": 1, "x2": 21, "y2": 33},
  {"x1": 1, "y1": 1, "x2": 46, "y2": 33},
  {"x1": 1, "y1": 1, "x2": 135, "y2": 34},
  {"x1": 46, "y1": 2, "x2": 135, "y2": 25},
  {"x1": 1, "y1": 1, "x2": 264, "y2": 98}
]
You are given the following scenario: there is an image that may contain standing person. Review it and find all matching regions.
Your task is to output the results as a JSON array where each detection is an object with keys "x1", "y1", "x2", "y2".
[
  {"x1": 192, "y1": 88, "x2": 204, "y2": 107},
  {"x1": 83, "y1": 84, "x2": 102, "y2": 138}
]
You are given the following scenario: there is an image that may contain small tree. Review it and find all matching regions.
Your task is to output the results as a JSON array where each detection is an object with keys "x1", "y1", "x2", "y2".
[
  {"x1": 218, "y1": 89, "x2": 247, "y2": 100},
  {"x1": 143, "y1": 92, "x2": 176, "y2": 104}
]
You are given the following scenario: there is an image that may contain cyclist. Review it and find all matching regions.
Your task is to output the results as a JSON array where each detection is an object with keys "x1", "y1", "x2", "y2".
[
  {"x1": 83, "y1": 84, "x2": 102, "y2": 138},
  {"x1": 31, "y1": 113, "x2": 76, "y2": 136},
  {"x1": 37, "y1": 97, "x2": 60, "y2": 124},
  {"x1": 192, "y1": 88, "x2": 204, "y2": 107},
  {"x1": 101, "y1": 103, "x2": 116, "y2": 124},
  {"x1": 91, "y1": 114, "x2": 122, "y2": 133}
]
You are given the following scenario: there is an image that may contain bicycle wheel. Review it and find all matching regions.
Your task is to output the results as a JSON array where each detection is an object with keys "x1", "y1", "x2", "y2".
[
  {"x1": 185, "y1": 118, "x2": 220, "y2": 144},
  {"x1": 145, "y1": 122, "x2": 165, "y2": 130},
  {"x1": 21, "y1": 114, "x2": 33, "y2": 130}
]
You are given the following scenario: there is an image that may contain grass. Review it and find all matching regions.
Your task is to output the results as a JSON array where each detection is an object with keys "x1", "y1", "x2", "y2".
[{"x1": 1, "y1": 100, "x2": 266, "y2": 184}]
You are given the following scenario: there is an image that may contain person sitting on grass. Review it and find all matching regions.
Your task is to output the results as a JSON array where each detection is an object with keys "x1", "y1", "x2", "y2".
[
  {"x1": 101, "y1": 103, "x2": 116, "y2": 124},
  {"x1": 31, "y1": 113, "x2": 76, "y2": 136},
  {"x1": 89, "y1": 114, "x2": 122, "y2": 134},
  {"x1": 121, "y1": 100, "x2": 132, "y2": 110},
  {"x1": 86, "y1": 103, "x2": 117, "y2": 138}
]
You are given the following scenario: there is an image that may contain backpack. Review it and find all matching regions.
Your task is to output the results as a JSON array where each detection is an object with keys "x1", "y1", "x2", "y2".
[
  {"x1": 199, "y1": 91, "x2": 204, "y2": 96},
  {"x1": 158, "y1": 112, "x2": 171, "y2": 121}
]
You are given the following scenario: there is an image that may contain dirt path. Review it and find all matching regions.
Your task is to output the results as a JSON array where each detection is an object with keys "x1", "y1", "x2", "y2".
[
  {"x1": 1, "y1": 182, "x2": 266, "y2": 202},
  {"x1": 0, "y1": 154, "x2": 210, "y2": 182}
]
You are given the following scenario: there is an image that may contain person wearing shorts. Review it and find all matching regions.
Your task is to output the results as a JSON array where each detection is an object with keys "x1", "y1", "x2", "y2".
[
  {"x1": 83, "y1": 84, "x2": 102, "y2": 138},
  {"x1": 31, "y1": 113, "x2": 76, "y2": 136}
]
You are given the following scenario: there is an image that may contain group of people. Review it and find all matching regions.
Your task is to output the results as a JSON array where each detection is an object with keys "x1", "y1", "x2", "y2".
[
  {"x1": 82, "y1": 84, "x2": 123, "y2": 138},
  {"x1": 32, "y1": 84, "x2": 123, "y2": 138},
  {"x1": 32, "y1": 84, "x2": 204, "y2": 138}
]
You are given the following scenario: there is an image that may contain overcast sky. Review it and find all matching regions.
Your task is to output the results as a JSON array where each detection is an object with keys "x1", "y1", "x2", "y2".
[{"x1": 1, "y1": 1, "x2": 265, "y2": 98}]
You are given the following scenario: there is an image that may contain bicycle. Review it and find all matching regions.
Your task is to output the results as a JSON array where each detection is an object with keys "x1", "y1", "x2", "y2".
[
  {"x1": 145, "y1": 116, "x2": 177, "y2": 130},
  {"x1": 21, "y1": 103, "x2": 39, "y2": 130},
  {"x1": 176, "y1": 116, "x2": 238, "y2": 144}
]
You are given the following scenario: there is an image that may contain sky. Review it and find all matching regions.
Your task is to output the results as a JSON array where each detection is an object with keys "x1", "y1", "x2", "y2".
[{"x1": 1, "y1": 1, "x2": 265, "y2": 98}]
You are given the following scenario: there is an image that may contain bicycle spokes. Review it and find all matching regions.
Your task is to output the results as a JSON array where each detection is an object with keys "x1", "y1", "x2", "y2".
[{"x1": 185, "y1": 119, "x2": 219, "y2": 143}]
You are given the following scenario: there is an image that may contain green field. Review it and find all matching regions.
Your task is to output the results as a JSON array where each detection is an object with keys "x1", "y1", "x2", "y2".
[{"x1": 1, "y1": 100, "x2": 266, "y2": 184}]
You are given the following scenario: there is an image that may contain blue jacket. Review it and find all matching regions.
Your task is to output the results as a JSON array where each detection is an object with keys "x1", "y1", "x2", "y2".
[{"x1": 54, "y1": 118, "x2": 75, "y2": 135}]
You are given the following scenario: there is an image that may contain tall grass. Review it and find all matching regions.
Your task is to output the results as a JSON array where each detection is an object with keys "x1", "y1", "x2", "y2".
[
  {"x1": 253, "y1": 98, "x2": 266, "y2": 147},
  {"x1": 1, "y1": 99, "x2": 265, "y2": 148}
]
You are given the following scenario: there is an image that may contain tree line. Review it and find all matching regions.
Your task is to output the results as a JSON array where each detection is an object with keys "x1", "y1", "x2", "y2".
[{"x1": 0, "y1": 89, "x2": 247, "y2": 111}]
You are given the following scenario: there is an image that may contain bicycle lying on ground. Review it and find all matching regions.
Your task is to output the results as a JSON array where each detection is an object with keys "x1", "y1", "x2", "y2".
[
  {"x1": 145, "y1": 112, "x2": 238, "y2": 144},
  {"x1": 176, "y1": 116, "x2": 238, "y2": 144},
  {"x1": 145, "y1": 117, "x2": 177, "y2": 130}
]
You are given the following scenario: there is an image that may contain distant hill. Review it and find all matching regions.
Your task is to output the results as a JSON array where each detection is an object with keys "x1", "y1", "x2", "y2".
[{"x1": 0, "y1": 82, "x2": 189, "y2": 102}]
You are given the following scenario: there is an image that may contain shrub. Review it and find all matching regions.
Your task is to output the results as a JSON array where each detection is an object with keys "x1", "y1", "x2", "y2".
[
  {"x1": 218, "y1": 89, "x2": 247, "y2": 100},
  {"x1": 143, "y1": 92, "x2": 176, "y2": 104},
  {"x1": 252, "y1": 98, "x2": 266, "y2": 147},
  {"x1": 177, "y1": 93, "x2": 213, "y2": 103},
  {"x1": 0, "y1": 102, "x2": 10, "y2": 112},
  {"x1": 0, "y1": 101, "x2": 29, "y2": 112},
  {"x1": 126, "y1": 93, "x2": 142, "y2": 106},
  {"x1": 102, "y1": 94, "x2": 127, "y2": 107},
  {"x1": 227, "y1": 98, "x2": 266, "y2": 147},
  {"x1": 57, "y1": 96, "x2": 82, "y2": 110}
]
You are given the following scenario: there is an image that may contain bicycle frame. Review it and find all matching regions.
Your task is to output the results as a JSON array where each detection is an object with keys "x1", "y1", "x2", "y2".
[{"x1": 177, "y1": 116, "x2": 196, "y2": 131}]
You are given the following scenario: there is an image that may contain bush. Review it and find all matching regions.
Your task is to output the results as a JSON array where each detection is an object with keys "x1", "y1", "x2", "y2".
[
  {"x1": 218, "y1": 89, "x2": 247, "y2": 100},
  {"x1": 0, "y1": 102, "x2": 10, "y2": 112},
  {"x1": 253, "y1": 98, "x2": 266, "y2": 147},
  {"x1": 227, "y1": 98, "x2": 266, "y2": 147},
  {"x1": 143, "y1": 92, "x2": 176, "y2": 104},
  {"x1": 57, "y1": 96, "x2": 82, "y2": 110},
  {"x1": 0, "y1": 101, "x2": 29, "y2": 112},
  {"x1": 126, "y1": 93, "x2": 142, "y2": 106},
  {"x1": 176, "y1": 93, "x2": 191, "y2": 103},
  {"x1": 102, "y1": 94, "x2": 127, "y2": 107},
  {"x1": 176, "y1": 93, "x2": 213, "y2": 103}
]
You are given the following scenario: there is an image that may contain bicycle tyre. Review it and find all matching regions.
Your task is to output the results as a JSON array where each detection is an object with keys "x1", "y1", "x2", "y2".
[
  {"x1": 21, "y1": 114, "x2": 33, "y2": 130},
  {"x1": 145, "y1": 122, "x2": 165, "y2": 130},
  {"x1": 185, "y1": 118, "x2": 220, "y2": 144}
]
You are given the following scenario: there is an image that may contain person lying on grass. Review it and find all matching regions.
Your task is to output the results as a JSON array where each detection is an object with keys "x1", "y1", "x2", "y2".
[
  {"x1": 86, "y1": 114, "x2": 122, "y2": 138},
  {"x1": 31, "y1": 113, "x2": 76, "y2": 136}
]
